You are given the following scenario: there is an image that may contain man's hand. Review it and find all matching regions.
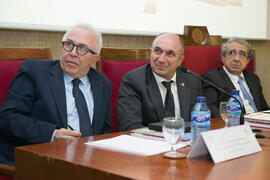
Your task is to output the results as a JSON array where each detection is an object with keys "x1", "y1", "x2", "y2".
[{"x1": 54, "y1": 128, "x2": 82, "y2": 141}]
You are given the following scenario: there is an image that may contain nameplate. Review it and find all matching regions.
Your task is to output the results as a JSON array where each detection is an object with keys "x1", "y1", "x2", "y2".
[{"x1": 187, "y1": 125, "x2": 262, "y2": 163}]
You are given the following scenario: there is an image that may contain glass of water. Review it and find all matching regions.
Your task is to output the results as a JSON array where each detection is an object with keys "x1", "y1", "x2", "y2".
[
  {"x1": 162, "y1": 117, "x2": 185, "y2": 158},
  {"x1": 219, "y1": 101, "x2": 228, "y2": 128}
]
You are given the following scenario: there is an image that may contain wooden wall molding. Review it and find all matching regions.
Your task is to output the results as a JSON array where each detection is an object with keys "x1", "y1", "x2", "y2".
[{"x1": 181, "y1": 25, "x2": 222, "y2": 46}]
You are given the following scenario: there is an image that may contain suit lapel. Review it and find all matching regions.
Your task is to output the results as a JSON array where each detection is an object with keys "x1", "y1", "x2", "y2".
[
  {"x1": 49, "y1": 61, "x2": 67, "y2": 127},
  {"x1": 176, "y1": 71, "x2": 190, "y2": 121},
  {"x1": 219, "y1": 68, "x2": 236, "y2": 92},
  {"x1": 88, "y1": 69, "x2": 99, "y2": 133},
  {"x1": 145, "y1": 65, "x2": 164, "y2": 122}
]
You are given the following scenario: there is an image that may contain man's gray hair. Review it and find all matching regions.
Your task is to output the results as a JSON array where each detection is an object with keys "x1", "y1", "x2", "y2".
[
  {"x1": 62, "y1": 23, "x2": 103, "y2": 55},
  {"x1": 177, "y1": 34, "x2": 185, "y2": 55},
  {"x1": 221, "y1": 37, "x2": 253, "y2": 59}
]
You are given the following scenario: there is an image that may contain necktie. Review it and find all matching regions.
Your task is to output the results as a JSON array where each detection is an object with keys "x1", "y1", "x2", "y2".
[
  {"x1": 72, "y1": 79, "x2": 92, "y2": 137},
  {"x1": 238, "y1": 77, "x2": 258, "y2": 112},
  {"x1": 162, "y1": 81, "x2": 175, "y2": 117}
]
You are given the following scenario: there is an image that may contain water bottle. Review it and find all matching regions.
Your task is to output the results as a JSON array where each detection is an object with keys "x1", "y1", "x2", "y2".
[
  {"x1": 191, "y1": 96, "x2": 211, "y2": 147},
  {"x1": 227, "y1": 90, "x2": 242, "y2": 127}
]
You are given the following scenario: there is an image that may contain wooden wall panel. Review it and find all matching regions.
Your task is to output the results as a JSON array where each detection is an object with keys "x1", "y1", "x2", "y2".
[
  {"x1": 249, "y1": 40, "x2": 270, "y2": 105},
  {"x1": 103, "y1": 34, "x2": 154, "y2": 48},
  {"x1": 0, "y1": 29, "x2": 63, "y2": 60},
  {"x1": 0, "y1": 29, "x2": 269, "y2": 105}
]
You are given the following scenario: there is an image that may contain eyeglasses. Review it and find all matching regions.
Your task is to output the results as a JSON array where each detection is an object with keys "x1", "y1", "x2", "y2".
[
  {"x1": 227, "y1": 49, "x2": 247, "y2": 58},
  {"x1": 61, "y1": 40, "x2": 97, "y2": 55}
]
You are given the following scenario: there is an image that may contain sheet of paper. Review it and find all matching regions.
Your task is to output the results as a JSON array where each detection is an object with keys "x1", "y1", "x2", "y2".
[{"x1": 86, "y1": 135, "x2": 189, "y2": 156}]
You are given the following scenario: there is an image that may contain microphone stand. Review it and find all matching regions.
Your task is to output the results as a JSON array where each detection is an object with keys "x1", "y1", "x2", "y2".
[{"x1": 182, "y1": 67, "x2": 244, "y2": 125}]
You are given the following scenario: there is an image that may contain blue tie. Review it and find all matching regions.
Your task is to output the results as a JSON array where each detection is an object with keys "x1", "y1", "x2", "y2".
[
  {"x1": 237, "y1": 77, "x2": 258, "y2": 112},
  {"x1": 72, "y1": 79, "x2": 92, "y2": 137}
]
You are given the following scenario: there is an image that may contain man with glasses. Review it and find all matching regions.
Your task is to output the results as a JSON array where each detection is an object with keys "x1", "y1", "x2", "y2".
[
  {"x1": 0, "y1": 24, "x2": 112, "y2": 165},
  {"x1": 202, "y1": 37, "x2": 268, "y2": 118}
]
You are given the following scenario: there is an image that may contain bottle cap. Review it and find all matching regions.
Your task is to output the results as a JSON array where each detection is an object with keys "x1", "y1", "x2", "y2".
[
  {"x1": 232, "y1": 89, "x2": 239, "y2": 95},
  {"x1": 196, "y1": 96, "x2": 206, "y2": 102}
]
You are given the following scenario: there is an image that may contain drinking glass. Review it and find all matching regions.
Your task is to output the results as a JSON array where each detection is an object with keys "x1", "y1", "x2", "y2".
[
  {"x1": 219, "y1": 101, "x2": 228, "y2": 128},
  {"x1": 162, "y1": 117, "x2": 185, "y2": 158}
]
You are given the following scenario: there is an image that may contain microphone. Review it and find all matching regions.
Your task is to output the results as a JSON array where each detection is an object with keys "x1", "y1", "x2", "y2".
[{"x1": 181, "y1": 67, "x2": 244, "y2": 125}]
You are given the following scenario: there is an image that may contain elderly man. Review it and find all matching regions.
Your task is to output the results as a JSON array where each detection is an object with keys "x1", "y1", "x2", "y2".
[
  {"x1": 0, "y1": 24, "x2": 112, "y2": 165},
  {"x1": 118, "y1": 33, "x2": 201, "y2": 131},
  {"x1": 202, "y1": 37, "x2": 269, "y2": 118}
]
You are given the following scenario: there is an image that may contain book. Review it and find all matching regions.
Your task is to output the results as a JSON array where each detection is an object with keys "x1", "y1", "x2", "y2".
[
  {"x1": 246, "y1": 121, "x2": 270, "y2": 129},
  {"x1": 245, "y1": 112, "x2": 270, "y2": 129},
  {"x1": 148, "y1": 121, "x2": 191, "y2": 132},
  {"x1": 131, "y1": 127, "x2": 164, "y2": 141},
  {"x1": 131, "y1": 127, "x2": 191, "y2": 141},
  {"x1": 244, "y1": 112, "x2": 270, "y2": 123}
]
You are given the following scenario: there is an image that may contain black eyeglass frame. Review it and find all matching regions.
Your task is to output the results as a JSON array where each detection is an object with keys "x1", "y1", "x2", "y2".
[{"x1": 61, "y1": 41, "x2": 97, "y2": 55}]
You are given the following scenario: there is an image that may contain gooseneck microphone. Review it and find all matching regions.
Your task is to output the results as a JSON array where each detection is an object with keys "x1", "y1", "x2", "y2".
[{"x1": 181, "y1": 67, "x2": 244, "y2": 125}]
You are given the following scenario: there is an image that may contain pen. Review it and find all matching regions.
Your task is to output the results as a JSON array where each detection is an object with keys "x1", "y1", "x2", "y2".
[
  {"x1": 68, "y1": 125, "x2": 74, "y2": 130},
  {"x1": 255, "y1": 134, "x2": 270, "y2": 139},
  {"x1": 252, "y1": 129, "x2": 262, "y2": 132}
]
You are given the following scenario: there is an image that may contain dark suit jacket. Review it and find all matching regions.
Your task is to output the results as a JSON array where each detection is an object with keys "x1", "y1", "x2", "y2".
[
  {"x1": 202, "y1": 68, "x2": 269, "y2": 118},
  {"x1": 0, "y1": 59, "x2": 112, "y2": 165},
  {"x1": 118, "y1": 64, "x2": 201, "y2": 131}
]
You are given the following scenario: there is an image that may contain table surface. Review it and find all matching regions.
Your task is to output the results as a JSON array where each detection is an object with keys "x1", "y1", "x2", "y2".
[{"x1": 15, "y1": 118, "x2": 270, "y2": 180}]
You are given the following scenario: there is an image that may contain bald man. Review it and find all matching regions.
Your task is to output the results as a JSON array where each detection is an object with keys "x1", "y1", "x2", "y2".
[{"x1": 118, "y1": 33, "x2": 201, "y2": 131}]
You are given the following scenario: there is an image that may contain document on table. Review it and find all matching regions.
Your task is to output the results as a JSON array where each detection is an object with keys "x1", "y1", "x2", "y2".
[{"x1": 86, "y1": 135, "x2": 190, "y2": 156}]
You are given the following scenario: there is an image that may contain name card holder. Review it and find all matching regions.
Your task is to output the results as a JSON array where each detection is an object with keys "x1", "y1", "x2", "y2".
[{"x1": 187, "y1": 125, "x2": 262, "y2": 163}]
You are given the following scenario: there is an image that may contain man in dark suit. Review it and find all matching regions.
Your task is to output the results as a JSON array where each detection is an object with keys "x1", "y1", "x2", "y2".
[
  {"x1": 202, "y1": 37, "x2": 268, "y2": 118},
  {"x1": 118, "y1": 33, "x2": 201, "y2": 131},
  {"x1": 0, "y1": 24, "x2": 112, "y2": 165}
]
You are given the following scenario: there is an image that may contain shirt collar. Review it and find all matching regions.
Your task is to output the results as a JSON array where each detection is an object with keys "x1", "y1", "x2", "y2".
[
  {"x1": 153, "y1": 71, "x2": 176, "y2": 84},
  {"x1": 223, "y1": 66, "x2": 245, "y2": 82},
  {"x1": 63, "y1": 72, "x2": 89, "y2": 85}
]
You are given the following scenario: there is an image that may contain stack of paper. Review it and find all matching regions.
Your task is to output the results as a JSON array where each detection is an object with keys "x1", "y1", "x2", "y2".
[
  {"x1": 244, "y1": 112, "x2": 270, "y2": 128},
  {"x1": 86, "y1": 135, "x2": 190, "y2": 156}
]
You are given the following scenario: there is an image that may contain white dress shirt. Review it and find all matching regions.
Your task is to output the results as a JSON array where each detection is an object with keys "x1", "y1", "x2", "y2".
[
  {"x1": 153, "y1": 72, "x2": 181, "y2": 119},
  {"x1": 64, "y1": 73, "x2": 94, "y2": 131},
  {"x1": 223, "y1": 66, "x2": 255, "y2": 114}
]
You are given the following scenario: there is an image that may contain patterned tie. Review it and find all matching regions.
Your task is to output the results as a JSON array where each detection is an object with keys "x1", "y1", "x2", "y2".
[
  {"x1": 162, "y1": 81, "x2": 175, "y2": 117},
  {"x1": 237, "y1": 77, "x2": 258, "y2": 112},
  {"x1": 72, "y1": 79, "x2": 92, "y2": 137}
]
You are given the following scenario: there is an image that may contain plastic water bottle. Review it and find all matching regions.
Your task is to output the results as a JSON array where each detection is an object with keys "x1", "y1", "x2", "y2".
[
  {"x1": 191, "y1": 96, "x2": 211, "y2": 147},
  {"x1": 227, "y1": 90, "x2": 242, "y2": 127}
]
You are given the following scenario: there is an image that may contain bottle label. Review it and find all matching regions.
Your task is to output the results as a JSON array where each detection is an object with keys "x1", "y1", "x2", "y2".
[
  {"x1": 191, "y1": 111, "x2": 211, "y2": 125},
  {"x1": 227, "y1": 102, "x2": 241, "y2": 114}
]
